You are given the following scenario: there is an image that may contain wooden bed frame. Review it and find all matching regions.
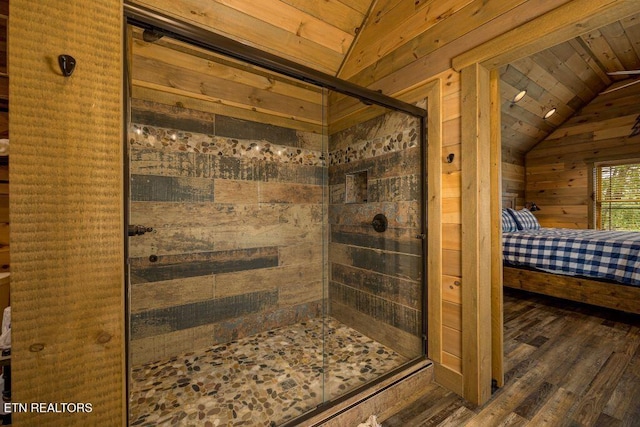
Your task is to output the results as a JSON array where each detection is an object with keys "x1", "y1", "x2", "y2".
[
  {"x1": 503, "y1": 267, "x2": 640, "y2": 315},
  {"x1": 500, "y1": 193, "x2": 640, "y2": 315}
]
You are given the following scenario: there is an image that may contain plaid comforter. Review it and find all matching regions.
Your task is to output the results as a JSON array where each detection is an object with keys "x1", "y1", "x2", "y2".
[{"x1": 503, "y1": 228, "x2": 640, "y2": 286}]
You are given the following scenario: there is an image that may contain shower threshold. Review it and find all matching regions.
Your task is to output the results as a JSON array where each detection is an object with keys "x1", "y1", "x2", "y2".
[{"x1": 129, "y1": 316, "x2": 412, "y2": 426}]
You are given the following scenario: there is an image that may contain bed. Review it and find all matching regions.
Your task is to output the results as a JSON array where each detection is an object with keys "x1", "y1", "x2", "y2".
[{"x1": 501, "y1": 206, "x2": 640, "y2": 315}]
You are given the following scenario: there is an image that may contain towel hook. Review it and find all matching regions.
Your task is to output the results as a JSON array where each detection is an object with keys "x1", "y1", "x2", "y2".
[{"x1": 58, "y1": 54, "x2": 76, "y2": 77}]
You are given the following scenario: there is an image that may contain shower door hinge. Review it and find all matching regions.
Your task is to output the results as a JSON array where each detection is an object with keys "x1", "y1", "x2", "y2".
[{"x1": 415, "y1": 233, "x2": 426, "y2": 239}]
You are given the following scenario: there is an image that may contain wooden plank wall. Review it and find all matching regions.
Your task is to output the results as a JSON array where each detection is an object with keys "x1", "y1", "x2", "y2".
[
  {"x1": 9, "y1": 0, "x2": 125, "y2": 425},
  {"x1": 0, "y1": 0, "x2": 7, "y2": 291},
  {"x1": 129, "y1": 32, "x2": 327, "y2": 365},
  {"x1": 0, "y1": 156, "x2": 7, "y2": 311},
  {"x1": 0, "y1": 0, "x2": 6, "y2": 141},
  {"x1": 327, "y1": 107, "x2": 424, "y2": 358},
  {"x1": 526, "y1": 82, "x2": 640, "y2": 228}
]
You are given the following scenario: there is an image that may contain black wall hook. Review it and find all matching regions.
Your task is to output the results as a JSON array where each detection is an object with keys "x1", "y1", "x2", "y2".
[
  {"x1": 58, "y1": 54, "x2": 76, "y2": 77},
  {"x1": 446, "y1": 153, "x2": 455, "y2": 163}
]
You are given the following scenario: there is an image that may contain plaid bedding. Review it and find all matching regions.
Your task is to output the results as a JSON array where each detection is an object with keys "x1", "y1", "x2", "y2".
[{"x1": 503, "y1": 228, "x2": 640, "y2": 286}]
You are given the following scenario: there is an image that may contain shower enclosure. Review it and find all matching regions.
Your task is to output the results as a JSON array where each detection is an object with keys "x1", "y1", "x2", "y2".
[{"x1": 125, "y1": 9, "x2": 426, "y2": 426}]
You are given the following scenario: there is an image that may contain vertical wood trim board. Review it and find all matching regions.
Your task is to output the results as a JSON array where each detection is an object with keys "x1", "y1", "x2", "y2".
[
  {"x1": 426, "y1": 79, "x2": 443, "y2": 363},
  {"x1": 460, "y1": 63, "x2": 492, "y2": 406},
  {"x1": 489, "y1": 68, "x2": 504, "y2": 388},
  {"x1": 9, "y1": 0, "x2": 125, "y2": 425},
  {"x1": 434, "y1": 363, "x2": 463, "y2": 397}
]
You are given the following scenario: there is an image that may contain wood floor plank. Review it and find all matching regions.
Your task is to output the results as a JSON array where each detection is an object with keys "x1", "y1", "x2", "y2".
[
  {"x1": 436, "y1": 406, "x2": 477, "y2": 427},
  {"x1": 513, "y1": 381, "x2": 556, "y2": 420},
  {"x1": 603, "y1": 342, "x2": 640, "y2": 422},
  {"x1": 497, "y1": 412, "x2": 529, "y2": 426},
  {"x1": 544, "y1": 332, "x2": 615, "y2": 394},
  {"x1": 593, "y1": 413, "x2": 622, "y2": 427},
  {"x1": 527, "y1": 387, "x2": 578, "y2": 426},
  {"x1": 503, "y1": 343, "x2": 537, "y2": 374},
  {"x1": 414, "y1": 397, "x2": 472, "y2": 427},
  {"x1": 382, "y1": 385, "x2": 455, "y2": 427},
  {"x1": 571, "y1": 352, "x2": 632, "y2": 426},
  {"x1": 381, "y1": 288, "x2": 640, "y2": 427}
]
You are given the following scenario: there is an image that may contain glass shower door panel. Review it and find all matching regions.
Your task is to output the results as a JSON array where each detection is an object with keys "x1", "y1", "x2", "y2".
[
  {"x1": 325, "y1": 97, "x2": 424, "y2": 400},
  {"x1": 127, "y1": 26, "x2": 328, "y2": 426}
]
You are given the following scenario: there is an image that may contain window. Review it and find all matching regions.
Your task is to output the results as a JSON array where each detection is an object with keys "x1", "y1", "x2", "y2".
[{"x1": 595, "y1": 161, "x2": 640, "y2": 231}]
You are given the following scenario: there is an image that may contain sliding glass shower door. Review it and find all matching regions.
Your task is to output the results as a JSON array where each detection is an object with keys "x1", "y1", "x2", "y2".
[
  {"x1": 324, "y1": 91, "x2": 426, "y2": 400},
  {"x1": 125, "y1": 22, "x2": 426, "y2": 426}
]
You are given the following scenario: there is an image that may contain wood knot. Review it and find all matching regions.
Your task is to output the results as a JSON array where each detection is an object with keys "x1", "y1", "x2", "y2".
[
  {"x1": 29, "y1": 343, "x2": 45, "y2": 352},
  {"x1": 96, "y1": 332, "x2": 112, "y2": 344}
]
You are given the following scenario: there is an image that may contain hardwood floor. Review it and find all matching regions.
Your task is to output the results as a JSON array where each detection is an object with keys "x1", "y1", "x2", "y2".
[{"x1": 383, "y1": 288, "x2": 640, "y2": 427}]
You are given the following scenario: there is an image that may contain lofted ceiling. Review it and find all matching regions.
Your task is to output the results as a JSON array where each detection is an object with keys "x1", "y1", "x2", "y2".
[
  {"x1": 500, "y1": 11, "x2": 640, "y2": 161},
  {"x1": 129, "y1": 0, "x2": 639, "y2": 153},
  {"x1": 132, "y1": 0, "x2": 376, "y2": 75}
]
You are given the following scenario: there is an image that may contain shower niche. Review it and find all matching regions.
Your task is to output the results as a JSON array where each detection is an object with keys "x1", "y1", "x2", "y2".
[
  {"x1": 345, "y1": 170, "x2": 368, "y2": 204},
  {"x1": 126, "y1": 17, "x2": 426, "y2": 426}
]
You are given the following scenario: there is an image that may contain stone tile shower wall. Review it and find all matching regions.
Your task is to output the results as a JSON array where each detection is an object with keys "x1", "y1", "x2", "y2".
[
  {"x1": 328, "y1": 111, "x2": 423, "y2": 358},
  {"x1": 128, "y1": 99, "x2": 326, "y2": 365}
]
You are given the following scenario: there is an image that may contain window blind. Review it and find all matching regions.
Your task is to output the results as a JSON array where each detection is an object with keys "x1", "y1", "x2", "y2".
[{"x1": 596, "y1": 162, "x2": 640, "y2": 231}]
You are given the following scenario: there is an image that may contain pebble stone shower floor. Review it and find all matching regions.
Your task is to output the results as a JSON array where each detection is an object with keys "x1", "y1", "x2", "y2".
[{"x1": 130, "y1": 317, "x2": 409, "y2": 426}]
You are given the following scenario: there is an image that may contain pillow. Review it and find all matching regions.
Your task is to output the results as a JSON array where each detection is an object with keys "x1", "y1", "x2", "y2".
[
  {"x1": 501, "y1": 209, "x2": 519, "y2": 232},
  {"x1": 507, "y1": 208, "x2": 540, "y2": 230}
]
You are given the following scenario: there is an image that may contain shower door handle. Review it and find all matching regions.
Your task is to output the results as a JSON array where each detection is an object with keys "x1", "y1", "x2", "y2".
[{"x1": 128, "y1": 225, "x2": 153, "y2": 236}]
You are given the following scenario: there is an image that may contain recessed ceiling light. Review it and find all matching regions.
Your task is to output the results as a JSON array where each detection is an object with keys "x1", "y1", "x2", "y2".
[
  {"x1": 543, "y1": 108, "x2": 557, "y2": 119},
  {"x1": 512, "y1": 90, "x2": 527, "y2": 103}
]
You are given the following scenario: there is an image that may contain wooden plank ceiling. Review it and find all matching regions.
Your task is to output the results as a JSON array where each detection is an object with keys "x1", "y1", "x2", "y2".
[
  {"x1": 130, "y1": 0, "x2": 639, "y2": 150},
  {"x1": 500, "y1": 11, "x2": 640, "y2": 161},
  {"x1": 132, "y1": 0, "x2": 376, "y2": 75}
]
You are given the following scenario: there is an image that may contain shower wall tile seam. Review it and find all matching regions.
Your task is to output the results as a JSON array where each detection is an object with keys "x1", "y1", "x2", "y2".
[
  {"x1": 329, "y1": 243, "x2": 422, "y2": 282},
  {"x1": 129, "y1": 247, "x2": 280, "y2": 283},
  {"x1": 328, "y1": 146, "x2": 421, "y2": 185},
  {"x1": 328, "y1": 241, "x2": 423, "y2": 257},
  {"x1": 129, "y1": 150, "x2": 326, "y2": 185},
  {"x1": 328, "y1": 277, "x2": 422, "y2": 313},
  {"x1": 130, "y1": 289, "x2": 280, "y2": 340},
  {"x1": 328, "y1": 201, "x2": 422, "y2": 229},
  {"x1": 130, "y1": 98, "x2": 322, "y2": 150},
  {"x1": 129, "y1": 246, "x2": 280, "y2": 266},
  {"x1": 328, "y1": 282, "x2": 420, "y2": 336},
  {"x1": 330, "y1": 263, "x2": 421, "y2": 309},
  {"x1": 330, "y1": 230, "x2": 422, "y2": 255},
  {"x1": 129, "y1": 263, "x2": 323, "y2": 315}
]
